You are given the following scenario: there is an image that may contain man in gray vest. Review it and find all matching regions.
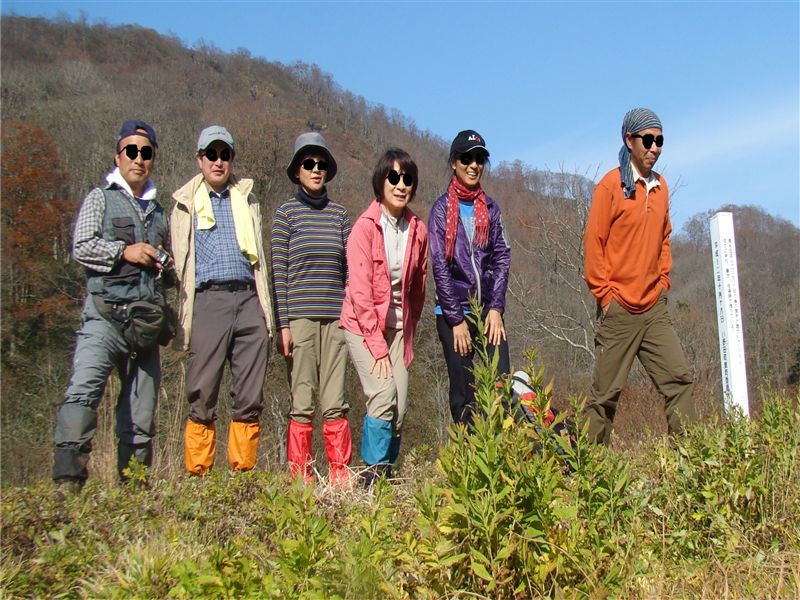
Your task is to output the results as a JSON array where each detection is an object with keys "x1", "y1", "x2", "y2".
[{"x1": 53, "y1": 119, "x2": 171, "y2": 490}]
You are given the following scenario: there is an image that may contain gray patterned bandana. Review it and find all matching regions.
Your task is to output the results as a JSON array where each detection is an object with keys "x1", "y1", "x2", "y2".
[{"x1": 619, "y1": 108, "x2": 662, "y2": 198}]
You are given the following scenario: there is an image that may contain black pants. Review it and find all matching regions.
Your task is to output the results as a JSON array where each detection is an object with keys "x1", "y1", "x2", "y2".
[{"x1": 436, "y1": 314, "x2": 511, "y2": 425}]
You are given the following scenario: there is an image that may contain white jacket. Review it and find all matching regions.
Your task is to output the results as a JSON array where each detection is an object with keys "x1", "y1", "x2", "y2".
[{"x1": 170, "y1": 173, "x2": 274, "y2": 350}]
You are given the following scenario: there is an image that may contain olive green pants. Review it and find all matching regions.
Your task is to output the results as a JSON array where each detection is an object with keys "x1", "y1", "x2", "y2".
[
  {"x1": 585, "y1": 296, "x2": 696, "y2": 445},
  {"x1": 287, "y1": 318, "x2": 349, "y2": 423}
]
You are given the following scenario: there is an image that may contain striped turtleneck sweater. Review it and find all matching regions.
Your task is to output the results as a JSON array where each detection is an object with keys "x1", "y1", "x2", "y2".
[{"x1": 270, "y1": 193, "x2": 351, "y2": 328}]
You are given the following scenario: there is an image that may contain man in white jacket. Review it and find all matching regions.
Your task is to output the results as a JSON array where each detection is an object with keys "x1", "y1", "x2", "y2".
[{"x1": 170, "y1": 125, "x2": 274, "y2": 475}]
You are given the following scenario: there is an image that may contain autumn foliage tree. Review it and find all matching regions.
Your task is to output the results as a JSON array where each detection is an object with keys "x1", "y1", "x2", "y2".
[{"x1": 1, "y1": 121, "x2": 81, "y2": 361}]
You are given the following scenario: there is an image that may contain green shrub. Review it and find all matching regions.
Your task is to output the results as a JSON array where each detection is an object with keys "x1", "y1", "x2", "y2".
[
  {"x1": 2, "y1": 334, "x2": 798, "y2": 598},
  {"x1": 640, "y1": 391, "x2": 800, "y2": 561},
  {"x1": 414, "y1": 308, "x2": 643, "y2": 597}
]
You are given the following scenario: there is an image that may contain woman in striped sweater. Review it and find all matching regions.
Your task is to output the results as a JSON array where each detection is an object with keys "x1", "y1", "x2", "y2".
[{"x1": 271, "y1": 132, "x2": 352, "y2": 484}]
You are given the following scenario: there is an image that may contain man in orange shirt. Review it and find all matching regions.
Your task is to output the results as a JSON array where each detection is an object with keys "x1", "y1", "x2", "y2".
[{"x1": 583, "y1": 107, "x2": 696, "y2": 445}]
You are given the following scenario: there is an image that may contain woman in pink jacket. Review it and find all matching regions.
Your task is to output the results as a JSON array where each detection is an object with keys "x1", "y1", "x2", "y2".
[{"x1": 340, "y1": 148, "x2": 428, "y2": 487}]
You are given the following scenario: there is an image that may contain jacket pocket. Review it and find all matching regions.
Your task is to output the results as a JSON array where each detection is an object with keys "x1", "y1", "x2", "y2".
[
  {"x1": 111, "y1": 217, "x2": 136, "y2": 244},
  {"x1": 372, "y1": 257, "x2": 389, "y2": 302},
  {"x1": 105, "y1": 217, "x2": 141, "y2": 292}
]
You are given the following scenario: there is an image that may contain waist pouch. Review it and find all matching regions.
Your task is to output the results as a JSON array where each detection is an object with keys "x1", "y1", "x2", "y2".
[{"x1": 93, "y1": 296, "x2": 176, "y2": 351}]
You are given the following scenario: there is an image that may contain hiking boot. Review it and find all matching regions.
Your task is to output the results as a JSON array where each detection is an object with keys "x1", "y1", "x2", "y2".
[
  {"x1": 54, "y1": 477, "x2": 84, "y2": 499},
  {"x1": 360, "y1": 463, "x2": 392, "y2": 490}
]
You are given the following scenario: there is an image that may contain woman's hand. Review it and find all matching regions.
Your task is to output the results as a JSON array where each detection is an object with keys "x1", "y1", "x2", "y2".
[
  {"x1": 453, "y1": 320, "x2": 472, "y2": 357},
  {"x1": 484, "y1": 309, "x2": 506, "y2": 347},
  {"x1": 277, "y1": 327, "x2": 293, "y2": 358},
  {"x1": 370, "y1": 356, "x2": 393, "y2": 379}
]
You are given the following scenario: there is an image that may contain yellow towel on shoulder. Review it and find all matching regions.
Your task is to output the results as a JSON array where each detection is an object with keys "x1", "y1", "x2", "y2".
[{"x1": 193, "y1": 181, "x2": 259, "y2": 265}]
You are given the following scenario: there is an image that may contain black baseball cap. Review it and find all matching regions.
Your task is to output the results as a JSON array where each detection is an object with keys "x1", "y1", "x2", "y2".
[
  {"x1": 450, "y1": 129, "x2": 489, "y2": 157},
  {"x1": 117, "y1": 119, "x2": 158, "y2": 149}
]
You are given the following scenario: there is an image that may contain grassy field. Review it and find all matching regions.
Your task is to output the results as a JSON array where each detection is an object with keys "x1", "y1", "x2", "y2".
[{"x1": 2, "y1": 346, "x2": 799, "y2": 599}]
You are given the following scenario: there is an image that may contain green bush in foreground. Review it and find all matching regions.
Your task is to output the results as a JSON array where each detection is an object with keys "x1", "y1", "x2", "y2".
[
  {"x1": 639, "y1": 392, "x2": 800, "y2": 562},
  {"x1": 412, "y1": 312, "x2": 646, "y2": 598},
  {"x1": 2, "y1": 331, "x2": 798, "y2": 598}
]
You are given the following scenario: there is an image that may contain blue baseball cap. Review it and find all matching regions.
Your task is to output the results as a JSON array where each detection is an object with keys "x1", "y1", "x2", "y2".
[{"x1": 117, "y1": 119, "x2": 158, "y2": 148}]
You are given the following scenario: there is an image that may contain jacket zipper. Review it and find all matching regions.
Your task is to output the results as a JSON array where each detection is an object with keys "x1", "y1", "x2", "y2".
[{"x1": 464, "y1": 221, "x2": 482, "y2": 307}]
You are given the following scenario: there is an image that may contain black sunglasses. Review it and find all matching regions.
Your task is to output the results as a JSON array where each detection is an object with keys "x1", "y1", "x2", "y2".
[
  {"x1": 119, "y1": 144, "x2": 154, "y2": 161},
  {"x1": 387, "y1": 170, "x2": 413, "y2": 186},
  {"x1": 631, "y1": 133, "x2": 664, "y2": 149},
  {"x1": 301, "y1": 158, "x2": 328, "y2": 172},
  {"x1": 203, "y1": 147, "x2": 232, "y2": 162},
  {"x1": 459, "y1": 153, "x2": 487, "y2": 166}
]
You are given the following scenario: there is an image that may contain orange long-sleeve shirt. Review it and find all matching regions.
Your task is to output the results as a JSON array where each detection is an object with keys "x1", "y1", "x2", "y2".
[{"x1": 583, "y1": 167, "x2": 672, "y2": 314}]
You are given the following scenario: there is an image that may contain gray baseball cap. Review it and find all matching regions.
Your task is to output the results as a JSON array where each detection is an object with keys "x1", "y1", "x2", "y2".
[
  {"x1": 287, "y1": 132, "x2": 337, "y2": 183},
  {"x1": 197, "y1": 125, "x2": 235, "y2": 154}
]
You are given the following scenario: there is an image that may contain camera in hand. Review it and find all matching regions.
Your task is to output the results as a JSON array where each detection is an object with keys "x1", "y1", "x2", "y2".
[{"x1": 155, "y1": 248, "x2": 172, "y2": 268}]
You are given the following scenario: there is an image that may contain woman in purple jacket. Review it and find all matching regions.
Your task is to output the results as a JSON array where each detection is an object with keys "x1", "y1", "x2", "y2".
[{"x1": 428, "y1": 130, "x2": 512, "y2": 425}]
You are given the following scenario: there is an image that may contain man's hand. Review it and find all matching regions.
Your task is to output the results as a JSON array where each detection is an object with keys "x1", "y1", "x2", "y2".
[
  {"x1": 453, "y1": 320, "x2": 472, "y2": 357},
  {"x1": 483, "y1": 309, "x2": 506, "y2": 347},
  {"x1": 277, "y1": 328, "x2": 293, "y2": 358},
  {"x1": 122, "y1": 243, "x2": 160, "y2": 268},
  {"x1": 370, "y1": 356, "x2": 393, "y2": 379}
]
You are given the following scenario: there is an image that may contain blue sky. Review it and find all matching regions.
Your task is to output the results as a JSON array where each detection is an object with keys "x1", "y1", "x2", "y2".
[{"x1": 3, "y1": 1, "x2": 799, "y2": 230}]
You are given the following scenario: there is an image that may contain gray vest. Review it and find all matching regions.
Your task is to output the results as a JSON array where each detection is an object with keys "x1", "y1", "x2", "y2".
[{"x1": 86, "y1": 186, "x2": 168, "y2": 304}]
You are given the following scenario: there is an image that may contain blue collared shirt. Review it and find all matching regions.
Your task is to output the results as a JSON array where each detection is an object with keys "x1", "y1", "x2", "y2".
[{"x1": 194, "y1": 186, "x2": 254, "y2": 286}]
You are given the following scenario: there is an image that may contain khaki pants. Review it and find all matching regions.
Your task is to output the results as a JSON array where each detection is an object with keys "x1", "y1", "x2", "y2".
[
  {"x1": 344, "y1": 328, "x2": 408, "y2": 432},
  {"x1": 585, "y1": 296, "x2": 696, "y2": 444},
  {"x1": 287, "y1": 318, "x2": 349, "y2": 423}
]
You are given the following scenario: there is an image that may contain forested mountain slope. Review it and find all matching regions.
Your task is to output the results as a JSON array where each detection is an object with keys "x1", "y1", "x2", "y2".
[{"x1": 2, "y1": 15, "x2": 798, "y2": 485}]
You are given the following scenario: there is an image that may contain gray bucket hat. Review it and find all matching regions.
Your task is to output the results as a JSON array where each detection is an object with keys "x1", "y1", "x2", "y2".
[{"x1": 287, "y1": 132, "x2": 337, "y2": 184}]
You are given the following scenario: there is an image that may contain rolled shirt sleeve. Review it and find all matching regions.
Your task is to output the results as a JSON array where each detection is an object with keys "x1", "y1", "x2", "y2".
[{"x1": 72, "y1": 187, "x2": 125, "y2": 272}]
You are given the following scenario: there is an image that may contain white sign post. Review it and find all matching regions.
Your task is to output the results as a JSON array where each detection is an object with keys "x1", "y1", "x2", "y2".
[{"x1": 709, "y1": 212, "x2": 749, "y2": 416}]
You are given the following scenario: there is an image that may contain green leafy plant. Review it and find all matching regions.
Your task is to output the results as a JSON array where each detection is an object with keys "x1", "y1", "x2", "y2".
[
  {"x1": 640, "y1": 390, "x2": 800, "y2": 561},
  {"x1": 1, "y1": 360, "x2": 798, "y2": 599},
  {"x1": 414, "y1": 301, "x2": 640, "y2": 597}
]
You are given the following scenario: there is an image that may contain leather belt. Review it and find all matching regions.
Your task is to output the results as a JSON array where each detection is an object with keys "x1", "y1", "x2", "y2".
[{"x1": 197, "y1": 280, "x2": 255, "y2": 292}]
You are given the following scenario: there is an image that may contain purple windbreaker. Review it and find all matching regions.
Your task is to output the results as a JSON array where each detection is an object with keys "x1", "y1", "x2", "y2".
[{"x1": 428, "y1": 191, "x2": 511, "y2": 326}]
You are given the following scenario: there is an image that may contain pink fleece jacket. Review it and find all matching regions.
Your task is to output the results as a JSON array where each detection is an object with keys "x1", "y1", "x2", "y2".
[{"x1": 340, "y1": 200, "x2": 428, "y2": 367}]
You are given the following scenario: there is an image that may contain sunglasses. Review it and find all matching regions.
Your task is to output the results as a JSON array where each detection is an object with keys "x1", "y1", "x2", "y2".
[
  {"x1": 119, "y1": 144, "x2": 154, "y2": 161},
  {"x1": 459, "y1": 153, "x2": 487, "y2": 166},
  {"x1": 387, "y1": 170, "x2": 413, "y2": 186},
  {"x1": 203, "y1": 147, "x2": 232, "y2": 162},
  {"x1": 301, "y1": 158, "x2": 328, "y2": 172},
  {"x1": 631, "y1": 133, "x2": 664, "y2": 149}
]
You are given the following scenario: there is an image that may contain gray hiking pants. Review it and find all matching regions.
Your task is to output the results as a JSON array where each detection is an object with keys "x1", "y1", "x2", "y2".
[{"x1": 53, "y1": 296, "x2": 160, "y2": 482}]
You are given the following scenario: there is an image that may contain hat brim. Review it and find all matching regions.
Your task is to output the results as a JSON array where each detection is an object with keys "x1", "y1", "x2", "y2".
[
  {"x1": 461, "y1": 145, "x2": 490, "y2": 157},
  {"x1": 287, "y1": 145, "x2": 337, "y2": 184},
  {"x1": 198, "y1": 138, "x2": 235, "y2": 154}
]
